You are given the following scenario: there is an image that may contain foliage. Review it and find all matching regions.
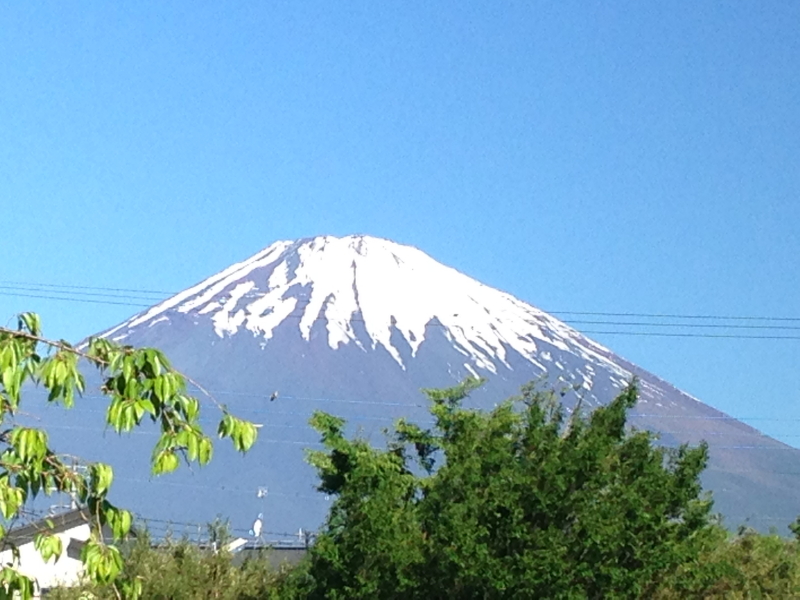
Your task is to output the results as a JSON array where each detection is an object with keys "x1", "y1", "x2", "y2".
[
  {"x1": 48, "y1": 525, "x2": 298, "y2": 600},
  {"x1": 40, "y1": 376, "x2": 800, "y2": 599},
  {"x1": 299, "y1": 378, "x2": 717, "y2": 599},
  {"x1": 47, "y1": 523, "x2": 800, "y2": 599},
  {"x1": 0, "y1": 313, "x2": 259, "y2": 599},
  {"x1": 655, "y1": 526, "x2": 800, "y2": 598}
]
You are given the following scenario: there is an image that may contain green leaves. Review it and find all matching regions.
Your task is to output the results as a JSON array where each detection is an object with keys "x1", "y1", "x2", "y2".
[
  {"x1": 81, "y1": 540, "x2": 124, "y2": 585},
  {"x1": 33, "y1": 533, "x2": 63, "y2": 564},
  {"x1": 217, "y1": 414, "x2": 258, "y2": 453},
  {"x1": 9, "y1": 427, "x2": 48, "y2": 463},
  {"x1": 303, "y1": 380, "x2": 716, "y2": 599},
  {"x1": 16, "y1": 313, "x2": 41, "y2": 337},
  {"x1": 90, "y1": 463, "x2": 114, "y2": 496},
  {"x1": 0, "y1": 478, "x2": 24, "y2": 520},
  {"x1": 39, "y1": 349, "x2": 84, "y2": 407},
  {"x1": 175, "y1": 426, "x2": 213, "y2": 464},
  {"x1": 104, "y1": 505, "x2": 133, "y2": 541},
  {"x1": 95, "y1": 341, "x2": 258, "y2": 471},
  {"x1": 0, "y1": 328, "x2": 37, "y2": 411},
  {"x1": 0, "y1": 566, "x2": 34, "y2": 600},
  {"x1": 0, "y1": 362, "x2": 24, "y2": 410},
  {"x1": 393, "y1": 419, "x2": 438, "y2": 473},
  {"x1": 198, "y1": 435, "x2": 213, "y2": 464},
  {"x1": 0, "y1": 313, "x2": 262, "y2": 593},
  {"x1": 153, "y1": 449, "x2": 180, "y2": 475},
  {"x1": 423, "y1": 376, "x2": 484, "y2": 410},
  {"x1": 150, "y1": 423, "x2": 215, "y2": 476}
]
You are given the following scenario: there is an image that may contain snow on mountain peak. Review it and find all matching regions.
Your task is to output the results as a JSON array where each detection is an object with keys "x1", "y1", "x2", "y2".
[{"x1": 104, "y1": 235, "x2": 628, "y2": 377}]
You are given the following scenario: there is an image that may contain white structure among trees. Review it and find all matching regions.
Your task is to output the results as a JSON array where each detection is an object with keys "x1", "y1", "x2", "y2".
[{"x1": 1, "y1": 508, "x2": 94, "y2": 597}]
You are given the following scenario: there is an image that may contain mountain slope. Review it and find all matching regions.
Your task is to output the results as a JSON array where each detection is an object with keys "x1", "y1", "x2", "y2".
[{"x1": 34, "y1": 235, "x2": 800, "y2": 537}]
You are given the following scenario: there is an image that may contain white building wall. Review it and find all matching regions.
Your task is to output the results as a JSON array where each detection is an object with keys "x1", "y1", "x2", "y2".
[{"x1": 0, "y1": 522, "x2": 91, "y2": 595}]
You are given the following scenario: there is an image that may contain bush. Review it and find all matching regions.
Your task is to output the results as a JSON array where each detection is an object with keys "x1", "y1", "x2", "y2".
[
  {"x1": 300, "y1": 379, "x2": 718, "y2": 599},
  {"x1": 48, "y1": 526, "x2": 293, "y2": 600}
]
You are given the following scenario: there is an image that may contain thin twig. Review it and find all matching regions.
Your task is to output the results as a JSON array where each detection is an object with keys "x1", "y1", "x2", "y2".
[
  {"x1": 183, "y1": 374, "x2": 226, "y2": 413},
  {"x1": 9, "y1": 410, "x2": 41, "y2": 422},
  {"x1": 0, "y1": 327, "x2": 102, "y2": 364}
]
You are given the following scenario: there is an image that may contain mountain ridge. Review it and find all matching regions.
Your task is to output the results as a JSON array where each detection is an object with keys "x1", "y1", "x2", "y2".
[{"x1": 45, "y1": 235, "x2": 800, "y2": 535}]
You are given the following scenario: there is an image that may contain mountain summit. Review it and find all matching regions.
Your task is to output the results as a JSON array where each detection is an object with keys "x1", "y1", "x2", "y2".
[
  {"x1": 43, "y1": 236, "x2": 800, "y2": 536},
  {"x1": 107, "y1": 235, "x2": 629, "y2": 382}
]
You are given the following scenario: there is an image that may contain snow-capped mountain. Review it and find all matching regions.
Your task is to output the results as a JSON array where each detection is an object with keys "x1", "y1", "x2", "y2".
[
  {"x1": 35, "y1": 236, "x2": 800, "y2": 537},
  {"x1": 107, "y1": 235, "x2": 631, "y2": 383}
]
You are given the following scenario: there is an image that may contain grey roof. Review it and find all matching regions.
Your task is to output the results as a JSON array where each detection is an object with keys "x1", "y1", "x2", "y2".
[{"x1": 4, "y1": 508, "x2": 90, "y2": 547}]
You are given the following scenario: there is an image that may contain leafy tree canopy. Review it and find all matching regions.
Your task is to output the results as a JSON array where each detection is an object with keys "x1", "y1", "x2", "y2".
[
  {"x1": 300, "y1": 378, "x2": 717, "y2": 599},
  {"x1": 0, "y1": 313, "x2": 259, "y2": 599}
]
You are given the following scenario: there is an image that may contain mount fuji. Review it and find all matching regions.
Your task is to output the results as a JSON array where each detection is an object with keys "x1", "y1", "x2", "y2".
[{"x1": 34, "y1": 235, "x2": 800, "y2": 537}]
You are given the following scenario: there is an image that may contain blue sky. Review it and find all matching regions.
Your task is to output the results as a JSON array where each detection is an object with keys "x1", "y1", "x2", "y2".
[{"x1": 1, "y1": 2, "x2": 798, "y2": 443}]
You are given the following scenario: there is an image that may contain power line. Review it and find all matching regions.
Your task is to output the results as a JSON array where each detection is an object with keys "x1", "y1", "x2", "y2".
[
  {"x1": 28, "y1": 503, "x2": 791, "y2": 537},
  {"x1": 18, "y1": 385, "x2": 794, "y2": 425},
  {"x1": 36, "y1": 423, "x2": 321, "y2": 446},
  {"x1": 193, "y1": 315, "x2": 800, "y2": 339},
  {"x1": 0, "y1": 284, "x2": 168, "y2": 302},
  {"x1": 566, "y1": 320, "x2": 800, "y2": 331},
  {"x1": 549, "y1": 310, "x2": 800, "y2": 322},
  {"x1": 1, "y1": 281, "x2": 799, "y2": 324},
  {"x1": 133, "y1": 516, "x2": 306, "y2": 540},
  {"x1": 3, "y1": 291, "x2": 798, "y2": 339},
  {"x1": 0, "y1": 281, "x2": 173, "y2": 296},
  {"x1": 116, "y1": 477, "x2": 325, "y2": 501},
  {"x1": 21, "y1": 389, "x2": 800, "y2": 426},
  {"x1": 20, "y1": 415, "x2": 800, "y2": 451},
  {"x1": 128, "y1": 513, "x2": 800, "y2": 531},
  {"x1": 24, "y1": 411, "x2": 800, "y2": 446},
  {"x1": 579, "y1": 330, "x2": 800, "y2": 340},
  {"x1": 0, "y1": 291, "x2": 151, "y2": 308}
]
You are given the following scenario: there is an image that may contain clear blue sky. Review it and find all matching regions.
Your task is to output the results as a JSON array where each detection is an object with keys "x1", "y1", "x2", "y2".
[{"x1": 1, "y1": 2, "x2": 798, "y2": 443}]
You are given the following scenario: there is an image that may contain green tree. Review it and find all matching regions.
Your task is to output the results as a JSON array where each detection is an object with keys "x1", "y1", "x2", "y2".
[
  {"x1": 655, "y1": 525, "x2": 800, "y2": 599},
  {"x1": 301, "y1": 378, "x2": 717, "y2": 599},
  {"x1": 49, "y1": 525, "x2": 294, "y2": 600},
  {"x1": 0, "y1": 313, "x2": 259, "y2": 599}
]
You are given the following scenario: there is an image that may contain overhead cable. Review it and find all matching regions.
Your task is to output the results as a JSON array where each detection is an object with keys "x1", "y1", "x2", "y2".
[{"x1": 1, "y1": 281, "x2": 798, "y2": 323}]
